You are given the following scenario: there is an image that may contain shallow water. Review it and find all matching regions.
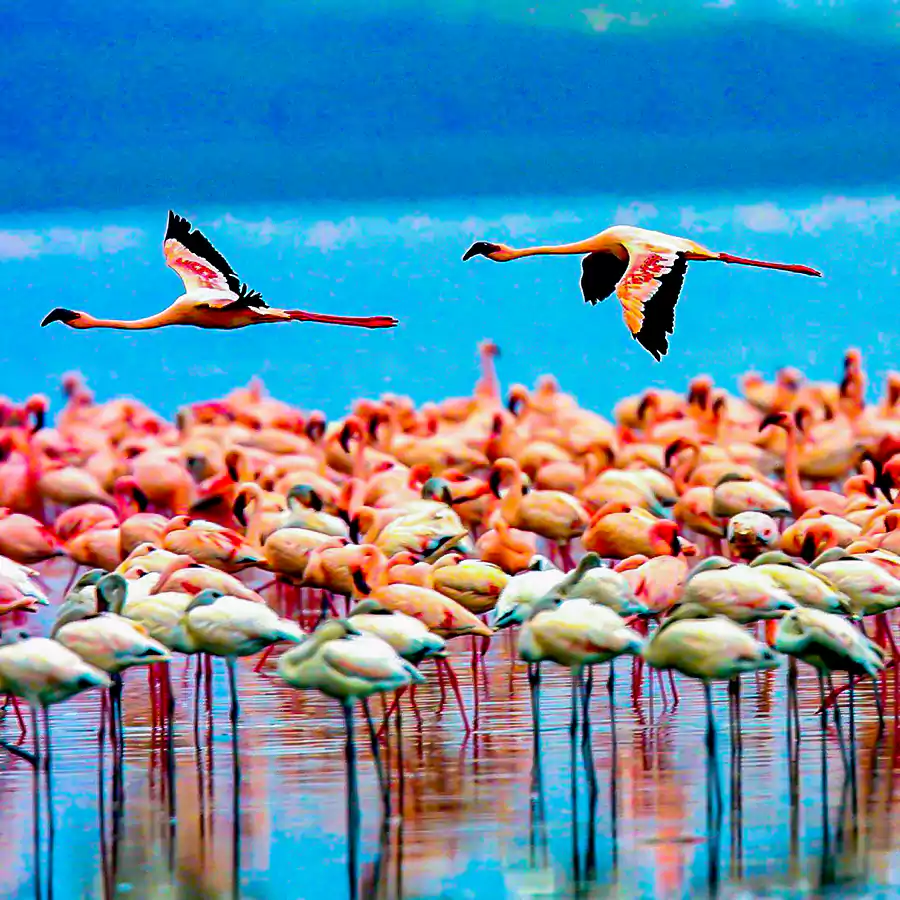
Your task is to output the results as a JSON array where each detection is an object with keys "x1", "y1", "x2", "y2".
[{"x1": 0, "y1": 575, "x2": 897, "y2": 899}]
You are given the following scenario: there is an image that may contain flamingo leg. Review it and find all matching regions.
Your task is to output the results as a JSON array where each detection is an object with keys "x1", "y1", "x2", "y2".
[
  {"x1": 254, "y1": 646, "x2": 276, "y2": 674},
  {"x1": 435, "y1": 658, "x2": 448, "y2": 714},
  {"x1": 440, "y1": 658, "x2": 471, "y2": 733},
  {"x1": 226, "y1": 657, "x2": 240, "y2": 725},
  {"x1": 148, "y1": 664, "x2": 159, "y2": 729},
  {"x1": 61, "y1": 562, "x2": 82, "y2": 598},
  {"x1": 42, "y1": 707, "x2": 55, "y2": 890},
  {"x1": 342, "y1": 701, "x2": 361, "y2": 899},
  {"x1": 668, "y1": 671, "x2": 679, "y2": 707},
  {"x1": 408, "y1": 683, "x2": 422, "y2": 729},
  {"x1": 559, "y1": 542, "x2": 576, "y2": 572},
  {"x1": 470, "y1": 636, "x2": 480, "y2": 728},
  {"x1": 361, "y1": 697, "x2": 390, "y2": 816},
  {"x1": 377, "y1": 688, "x2": 404, "y2": 738},
  {"x1": 528, "y1": 662, "x2": 542, "y2": 744}
]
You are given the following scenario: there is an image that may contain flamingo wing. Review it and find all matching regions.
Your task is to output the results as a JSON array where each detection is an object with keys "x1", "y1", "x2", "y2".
[
  {"x1": 614, "y1": 247, "x2": 688, "y2": 361},
  {"x1": 163, "y1": 211, "x2": 241, "y2": 294},
  {"x1": 323, "y1": 639, "x2": 405, "y2": 682},
  {"x1": 580, "y1": 253, "x2": 628, "y2": 306}
]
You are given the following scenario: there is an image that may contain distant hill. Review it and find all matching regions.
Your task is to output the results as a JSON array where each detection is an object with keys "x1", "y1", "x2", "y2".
[{"x1": 2, "y1": 8, "x2": 897, "y2": 210}]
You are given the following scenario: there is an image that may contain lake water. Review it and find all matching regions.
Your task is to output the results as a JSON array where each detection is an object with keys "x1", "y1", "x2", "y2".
[
  {"x1": 0, "y1": 569, "x2": 895, "y2": 900},
  {"x1": 1, "y1": 189, "x2": 898, "y2": 415}
]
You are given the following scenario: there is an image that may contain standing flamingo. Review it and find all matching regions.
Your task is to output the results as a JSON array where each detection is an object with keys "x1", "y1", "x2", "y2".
[{"x1": 463, "y1": 226, "x2": 821, "y2": 359}]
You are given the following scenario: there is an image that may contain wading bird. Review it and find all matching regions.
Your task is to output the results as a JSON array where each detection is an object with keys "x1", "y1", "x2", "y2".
[
  {"x1": 41, "y1": 211, "x2": 398, "y2": 332},
  {"x1": 463, "y1": 226, "x2": 821, "y2": 360}
]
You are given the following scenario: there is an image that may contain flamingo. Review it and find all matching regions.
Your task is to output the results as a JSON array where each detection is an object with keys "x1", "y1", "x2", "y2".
[
  {"x1": 41, "y1": 211, "x2": 398, "y2": 332},
  {"x1": 182, "y1": 589, "x2": 305, "y2": 723},
  {"x1": 463, "y1": 226, "x2": 820, "y2": 359},
  {"x1": 672, "y1": 557, "x2": 797, "y2": 624},
  {"x1": 759, "y1": 412, "x2": 848, "y2": 516},
  {"x1": 642, "y1": 616, "x2": 781, "y2": 760},
  {"x1": 726, "y1": 512, "x2": 780, "y2": 561},
  {"x1": 278, "y1": 619, "x2": 423, "y2": 816},
  {"x1": 748, "y1": 551, "x2": 852, "y2": 615},
  {"x1": 518, "y1": 596, "x2": 643, "y2": 748}
]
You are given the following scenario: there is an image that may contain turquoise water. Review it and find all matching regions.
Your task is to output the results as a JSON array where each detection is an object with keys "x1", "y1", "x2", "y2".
[{"x1": 2, "y1": 188, "x2": 897, "y2": 414}]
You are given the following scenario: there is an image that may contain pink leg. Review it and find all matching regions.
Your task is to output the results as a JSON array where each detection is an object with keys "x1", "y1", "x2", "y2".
[
  {"x1": 480, "y1": 634, "x2": 491, "y2": 698},
  {"x1": 560, "y1": 542, "x2": 576, "y2": 572},
  {"x1": 9, "y1": 695, "x2": 26, "y2": 738},
  {"x1": 441, "y1": 658, "x2": 471, "y2": 733},
  {"x1": 656, "y1": 669, "x2": 668, "y2": 707},
  {"x1": 409, "y1": 683, "x2": 423, "y2": 729},
  {"x1": 62, "y1": 561, "x2": 82, "y2": 598},
  {"x1": 470, "y1": 636, "x2": 480, "y2": 727},
  {"x1": 435, "y1": 658, "x2": 448, "y2": 713},
  {"x1": 148, "y1": 664, "x2": 159, "y2": 727},
  {"x1": 285, "y1": 308, "x2": 398, "y2": 329},
  {"x1": 378, "y1": 688, "x2": 405, "y2": 737},
  {"x1": 254, "y1": 646, "x2": 276, "y2": 673}
]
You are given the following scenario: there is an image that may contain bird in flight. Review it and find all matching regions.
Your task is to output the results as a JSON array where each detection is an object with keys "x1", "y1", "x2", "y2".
[
  {"x1": 42, "y1": 211, "x2": 398, "y2": 333},
  {"x1": 463, "y1": 225, "x2": 821, "y2": 361}
]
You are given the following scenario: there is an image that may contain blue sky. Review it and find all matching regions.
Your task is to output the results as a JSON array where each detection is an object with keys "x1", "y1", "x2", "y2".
[{"x1": 3, "y1": 2, "x2": 898, "y2": 211}]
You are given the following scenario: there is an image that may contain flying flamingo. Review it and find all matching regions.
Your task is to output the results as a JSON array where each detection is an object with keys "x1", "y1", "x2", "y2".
[
  {"x1": 463, "y1": 226, "x2": 821, "y2": 360},
  {"x1": 41, "y1": 211, "x2": 398, "y2": 332}
]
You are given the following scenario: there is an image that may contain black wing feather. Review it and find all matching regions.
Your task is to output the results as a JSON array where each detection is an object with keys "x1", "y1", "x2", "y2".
[
  {"x1": 165, "y1": 211, "x2": 241, "y2": 294},
  {"x1": 226, "y1": 282, "x2": 268, "y2": 310},
  {"x1": 580, "y1": 252, "x2": 628, "y2": 305},
  {"x1": 632, "y1": 254, "x2": 688, "y2": 361}
]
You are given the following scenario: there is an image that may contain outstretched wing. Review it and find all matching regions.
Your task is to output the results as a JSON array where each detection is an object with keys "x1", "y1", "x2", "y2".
[
  {"x1": 615, "y1": 248, "x2": 688, "y2": 361},
  {"x1": 163, "y1": 211, "x2": 241, "y2": 294},
  {"x1": 580, "y1": 252, "x2": 629, "y2": 305}
]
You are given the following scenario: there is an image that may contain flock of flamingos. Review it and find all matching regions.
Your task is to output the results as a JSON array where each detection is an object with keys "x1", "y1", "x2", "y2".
[{"x1": 3, "y1": 340, "x2": 900, "y2": 889}]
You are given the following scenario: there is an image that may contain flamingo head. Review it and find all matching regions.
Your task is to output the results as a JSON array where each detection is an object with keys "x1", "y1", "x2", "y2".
[
  {"x1": 649, "y1": 520, "x2": 682, "y2": 557},
  {"x1": 758, "y1": 411, "x2": 792, "y2": 433},
  {"x1": 41, "y1": 308, "x2": 86, "y2": 328},
  {"x1": 305, "y1": 411, "x2": 327, "y2": 443},
  {"x1": 800, "y1": 521, "x2": 837, "y2": 564},
  {"x1": 462, "y1": 240, "x2": 511, "y2": 262}
]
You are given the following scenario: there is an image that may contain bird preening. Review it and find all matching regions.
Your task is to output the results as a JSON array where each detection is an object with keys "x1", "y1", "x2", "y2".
[
  {"x1": 40, "y1": 211, "x2": 399, "y2": 333},
  {"x1": 463, "y1": 225, "x2": 822, "y2": 361}
]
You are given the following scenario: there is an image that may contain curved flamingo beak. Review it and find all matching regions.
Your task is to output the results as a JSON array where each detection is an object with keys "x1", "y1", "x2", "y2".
[
  {"x1": 41, "y1": 308, "x2": 82, "y2": 327},
  {"x1": 462, "y1": 241, "x2": 503, "y2": 261}
]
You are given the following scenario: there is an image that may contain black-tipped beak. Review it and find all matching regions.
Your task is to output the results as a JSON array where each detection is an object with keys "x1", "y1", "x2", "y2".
[
  {"x1": 338, "y1": 423, "x2": 353, "y2": 454},
  {"x1": 462, "y1": 241, "x2": 502, "y2": 262},
  {"x1": 41, "y1": 308, "x2": 80, "y2": 327},
  {"x1": 488, "y1": 469, "x2": 503, "y2": 498},
  {"x1": 233, "y1": 494, "x2": 248, "y2": 528},
  {"x1": 800, "y1": 534, "x2": 818, "y2": 564},
  {"x1": 351, "y1": 568, "x2": 371, "y2": 595}
]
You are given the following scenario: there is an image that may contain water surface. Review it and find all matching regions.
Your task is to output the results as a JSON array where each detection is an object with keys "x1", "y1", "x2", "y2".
[{"x1": 0, "y1": 572, "x2": 895, "y2": 899}]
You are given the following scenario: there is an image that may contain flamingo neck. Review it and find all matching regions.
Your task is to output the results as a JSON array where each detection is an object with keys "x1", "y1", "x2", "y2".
[
  {"x1": 498, "y1": 468, "x2": 523, "y2": 522},
  {"x1": 780, "y1": 426, "x2": 807, "y2": 517},
  {"x1": 77, "y1": 313, "x2": 169, "y2": 330},
  {"x1": 503, "y1": 239, "x2": 602, "y2": 260},
  {"x1": 672, "y1": 445, "x2": 698, "y2": 494}
]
